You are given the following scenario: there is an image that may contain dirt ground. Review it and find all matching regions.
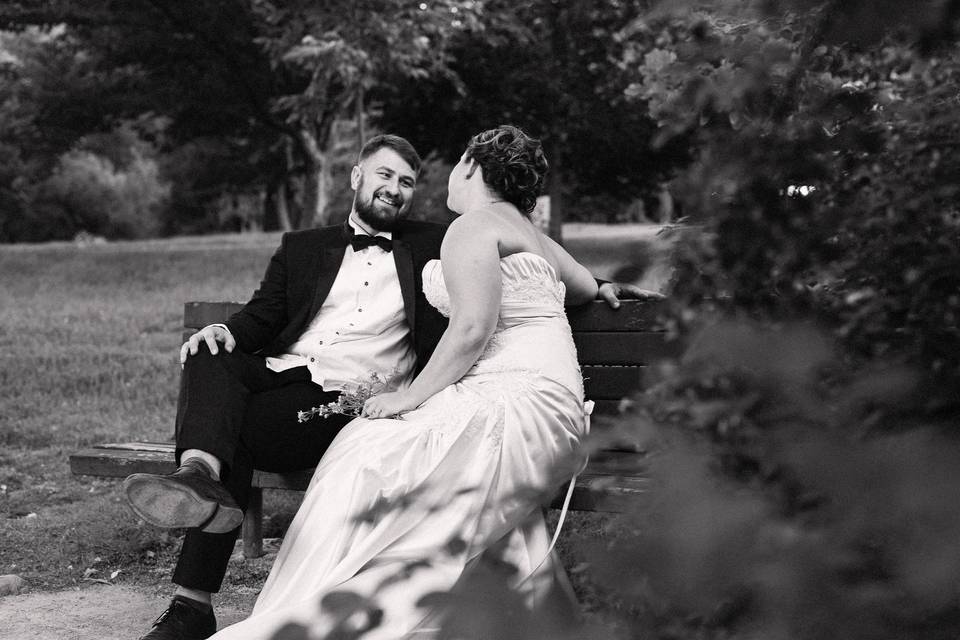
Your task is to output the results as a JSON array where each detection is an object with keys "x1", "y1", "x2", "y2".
[
  {"x1": 0, "y1": 541, "x2": 280, "y2": 640},
  {"x1": 0, "y1": 584, "x2": 255, "y2": 640}
]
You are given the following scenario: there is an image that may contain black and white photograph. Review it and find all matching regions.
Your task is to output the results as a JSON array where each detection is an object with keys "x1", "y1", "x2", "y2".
[{"x1": 1, "y1": 1, "x2": 958, "y2": 639}]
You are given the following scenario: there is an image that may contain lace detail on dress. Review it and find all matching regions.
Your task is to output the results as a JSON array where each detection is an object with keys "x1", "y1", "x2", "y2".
[
  {"x1": 500, "y1": 266, "x2": 565, "y2": 309},
  {"x1": 422, "y1": 252, "x2": 565, "y2": 319}
]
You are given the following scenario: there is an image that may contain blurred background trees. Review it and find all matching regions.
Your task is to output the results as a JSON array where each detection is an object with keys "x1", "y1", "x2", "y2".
[{"x1": 0, "y1": 0, "x2": 679, "y2": 242}]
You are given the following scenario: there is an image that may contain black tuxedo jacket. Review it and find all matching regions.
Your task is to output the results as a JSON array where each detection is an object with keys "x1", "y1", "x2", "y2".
[{"x1": 225, "y1": 220, "x2": 449, "y2": 374}]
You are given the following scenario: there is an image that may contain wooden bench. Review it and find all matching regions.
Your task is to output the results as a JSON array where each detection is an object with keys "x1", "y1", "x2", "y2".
[{"x1": 70, "y1": 299, "x2": 677, "y2": 558}]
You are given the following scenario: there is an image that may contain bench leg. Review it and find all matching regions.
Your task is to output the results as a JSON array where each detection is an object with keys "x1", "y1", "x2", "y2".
[{"x1": 242, "y1": 487, "x2": 264, "y2": 559}]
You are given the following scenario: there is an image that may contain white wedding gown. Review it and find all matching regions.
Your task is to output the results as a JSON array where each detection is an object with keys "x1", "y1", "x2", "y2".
[{"x1": 210, "y1": 252, "x2": 588, "y2": 639}]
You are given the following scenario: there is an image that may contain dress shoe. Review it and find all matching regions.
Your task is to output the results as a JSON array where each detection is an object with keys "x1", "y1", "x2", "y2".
[
  {"x1": 139, "y1": 596, "x2": 216, "y2": 640},
  {"x1": 123, "y1": 459, "x2": 243, "y2": 533}
]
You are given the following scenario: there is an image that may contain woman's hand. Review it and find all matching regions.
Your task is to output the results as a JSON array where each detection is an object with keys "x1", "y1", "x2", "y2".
[
  {"x1": 597, "y1": 281, "x2": 665, "y2": 309},
  {"x1": 361, "y1": 392, "x2": 418, "y2": 419}
]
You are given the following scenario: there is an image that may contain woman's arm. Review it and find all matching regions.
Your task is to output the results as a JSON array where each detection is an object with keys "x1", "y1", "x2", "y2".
[
  {"x1": 363, "y1": 216, "x2": 501, "y2": 416},
  {"x1": 540, "y1": 233, "x2": 599, "y2": 305}
]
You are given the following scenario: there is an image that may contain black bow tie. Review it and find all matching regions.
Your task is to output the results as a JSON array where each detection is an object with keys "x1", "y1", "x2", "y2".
[{"x1": 349, "y1": 233, "x2": 392, "y2": 252}]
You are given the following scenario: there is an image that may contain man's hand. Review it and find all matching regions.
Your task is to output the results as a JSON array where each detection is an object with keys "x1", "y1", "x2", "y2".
[
  {"x1": 180, "y1": 325, "x2": 236, "y2": 365},
  {"x1": 597, "y1": 282, "x2": 665, "y2": 309},
  {"x1": 361, "y1": 392, "x2": 418, "y2": 419}
]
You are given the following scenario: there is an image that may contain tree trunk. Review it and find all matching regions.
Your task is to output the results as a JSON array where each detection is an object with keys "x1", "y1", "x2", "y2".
[
  {"x1": 263, "y1": 182, "x2": 279, "y2": 231},
  {"x1": 356, "y1": 85, "x2": 366, "y2": 150},
  {"x1": 300, "y1": 165, "x2": 319, "y2": 229},
  {"x1": 276, "y1": 181, "x2": 293, "y2": 231},
  {"x1": 657, "y1": 184, "x2": 674, "y2": 224},
  {"x1": 295, "y1": 126, "x2": 336, "y2": 229},
  {"x1": 264, "y1": 179, "x2": 293, "y2": 232},
  {"x1": 300, "y1": 158, "x2": 333, "y2": 229},
  {"x1": 546, "y1": 149, "x2": 564, "y2": 244}
]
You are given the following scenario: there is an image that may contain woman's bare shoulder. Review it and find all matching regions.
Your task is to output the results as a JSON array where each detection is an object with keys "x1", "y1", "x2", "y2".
[{"x1": 443, "y1": 214, "x2": 500, "y2": 246}]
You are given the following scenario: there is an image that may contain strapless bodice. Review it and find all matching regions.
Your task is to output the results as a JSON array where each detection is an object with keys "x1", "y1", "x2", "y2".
[
  {"x1": 422, "y1": 252, "x2": 582, "y2": 399},
  {"x1": 422, "y1": 251, "x2": 566, "y2": 321}
]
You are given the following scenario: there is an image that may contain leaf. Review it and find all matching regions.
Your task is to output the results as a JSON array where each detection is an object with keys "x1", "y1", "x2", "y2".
[{"x1": 268, "y1": 622, "x2": 310, "y2": 640}]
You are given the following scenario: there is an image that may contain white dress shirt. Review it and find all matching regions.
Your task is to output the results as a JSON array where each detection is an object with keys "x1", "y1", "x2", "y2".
[{"x1": 260, "y1": 215, "x2": 416, "y2": 392}]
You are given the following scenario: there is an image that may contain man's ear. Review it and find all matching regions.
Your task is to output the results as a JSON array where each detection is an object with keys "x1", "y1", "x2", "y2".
[{"x1": 350, "y1": 165, "x2": 361, "y2": 190}]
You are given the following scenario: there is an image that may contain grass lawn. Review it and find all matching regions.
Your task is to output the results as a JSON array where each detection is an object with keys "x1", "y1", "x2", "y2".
[
  {"x1": 0, "y1": 233, "x2": 285, "y2": 594},
  {"x1": 0, "y1": 227, "x2": 665, "y2": 621}
]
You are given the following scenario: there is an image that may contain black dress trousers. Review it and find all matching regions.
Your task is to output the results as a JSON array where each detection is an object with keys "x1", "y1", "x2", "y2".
[{"x1": 171, "y1": 343, "x2": 352, "y2": 592}]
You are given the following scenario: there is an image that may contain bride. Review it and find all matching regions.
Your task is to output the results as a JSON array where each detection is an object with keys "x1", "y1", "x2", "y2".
[{"x1": 209, "y1": 125, "x2": 599, "y2": 639}]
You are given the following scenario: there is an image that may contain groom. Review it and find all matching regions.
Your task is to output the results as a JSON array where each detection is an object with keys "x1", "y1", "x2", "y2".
[{"x1": 125, "y1": 133, "x2": 643, "y2": 640}]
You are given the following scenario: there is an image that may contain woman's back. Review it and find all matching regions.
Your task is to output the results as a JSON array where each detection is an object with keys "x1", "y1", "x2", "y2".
[{"x1": 422, "y1": 250, "x2": 583, "y2": 400}]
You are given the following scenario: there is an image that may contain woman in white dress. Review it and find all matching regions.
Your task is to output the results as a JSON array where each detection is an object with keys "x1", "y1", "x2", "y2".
[{"x1": 209, "y1": 125, "x2": 600, "y2": 639}]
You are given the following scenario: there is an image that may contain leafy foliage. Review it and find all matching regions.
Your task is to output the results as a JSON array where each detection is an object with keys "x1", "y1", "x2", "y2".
[
  {"x1": 2, "y1": 1, "x2": 687, "y2": 239},
  {"x1": 573, "y1": 1, "x2": 960, "y2": 638},
  {"x1": 623, "y1": 0, "x2": 960, "y2": 382},
  {"x1": 35, "y1": 144, "x2": 169, "y2": 239},
  {"x1": 374, "y1": 0, "x2": 689, "y2": 231}
]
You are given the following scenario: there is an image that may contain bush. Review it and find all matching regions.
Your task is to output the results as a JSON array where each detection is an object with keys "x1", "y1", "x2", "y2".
[
  {"x1": 623, "y1": 3, "x2": 960, "y2": 385},
  {"x1": 587, "y1": 320, "x2": 960, "y2": 639},
  {"x1": 34, "y1": 145, "x2": 170, "y2": 240},
  {"x1": 565, "y1": 2, "x2": 960, "y2": 638}
]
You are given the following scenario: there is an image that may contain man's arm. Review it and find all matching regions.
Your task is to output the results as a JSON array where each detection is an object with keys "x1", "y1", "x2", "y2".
[
  {"x1": 223, "y1": 235, "x2": 292, "y2": 351},
  {"x1": 179, "y1": 235, "x2": 292, "y2": 363}
]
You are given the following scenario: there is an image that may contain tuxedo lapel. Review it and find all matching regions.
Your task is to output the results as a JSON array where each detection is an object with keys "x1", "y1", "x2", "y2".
[
  {"x1": 308, "y1": 241, "x2": 348, "y2": 320},
  {"x1": 393, "y1": 237, "x2": 417, "y2": 333}
]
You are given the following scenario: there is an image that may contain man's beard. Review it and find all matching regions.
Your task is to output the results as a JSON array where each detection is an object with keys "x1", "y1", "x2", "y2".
[{"x1": 354, "y1": 181, "x2": 408, "y2": 232}]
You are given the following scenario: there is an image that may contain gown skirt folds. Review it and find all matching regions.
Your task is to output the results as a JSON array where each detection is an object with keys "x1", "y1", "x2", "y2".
[{"x1": 209, "y1": 252, "x2": 587, "y2": 639}]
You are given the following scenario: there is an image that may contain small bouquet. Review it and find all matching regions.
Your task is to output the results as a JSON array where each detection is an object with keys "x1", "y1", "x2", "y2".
[{"x1": 297, "y1": 368, "x2": 402, "y2": 423}]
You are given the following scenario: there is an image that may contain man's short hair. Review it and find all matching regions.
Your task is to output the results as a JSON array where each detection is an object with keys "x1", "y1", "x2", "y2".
[{"x1": 359, "y1": 134, "x2": 422, "y2": 176}]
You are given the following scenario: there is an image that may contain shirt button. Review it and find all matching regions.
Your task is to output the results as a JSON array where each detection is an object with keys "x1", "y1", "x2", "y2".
[
  {"x1": 309, "y1": 357, "x2": 315, "y2": 362},
  {"x1": 318, "y1": 341, "x2": 323, "y2": 345},
  {"x1": 364, "y1": 281, "x2": 369, "y2": 286},
  {"x1": 358, "y1": 308, "x2": 363, "y2": 312},
  {"x1": 367, "y1": 262, "x2": 372, "y2": 266}
]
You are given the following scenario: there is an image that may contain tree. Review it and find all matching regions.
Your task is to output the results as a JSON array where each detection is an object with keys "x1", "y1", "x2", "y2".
[
  {"x1": 1, "y1": 3, "x2": 287, "y2": 238},
  {"x1": 373, "y1": 0, "x2": 688, "y2": 240},
  {"x1": 577, "y1": 2, "x2": 960, "y2": 637},
  {"x1": 1, "y1": 1, "x2": 485, "y2": 237},
  {"x1": 624, "y1": 0, "x2": 960, "y2": 380},
  {"x1": 252, "y1": 0, "x2": 483, "y2": 227},
  {"x1": 0, "y1": 24, "x2": 152, "y2": 240}
]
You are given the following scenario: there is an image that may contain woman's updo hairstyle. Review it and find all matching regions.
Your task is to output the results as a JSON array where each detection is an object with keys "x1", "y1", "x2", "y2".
[{"x1": 466, "y1": 125, "x2": 548, "y2": 217}]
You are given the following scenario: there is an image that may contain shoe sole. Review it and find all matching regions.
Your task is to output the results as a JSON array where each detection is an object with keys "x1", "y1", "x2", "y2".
[{"x1": 123, "y1": 474, "x2": 243, "y2": 534}]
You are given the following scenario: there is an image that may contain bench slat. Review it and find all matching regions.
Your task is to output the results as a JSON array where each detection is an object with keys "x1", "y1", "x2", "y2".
[
  {"x1": 69, "y1": 444, "x2": 647, "y2": 513},
  {"x1": 70, "y1": 447, "x2": 176, "y2": 477},
  {"x1": 582, "y1": 365, "x2": 643, "y2": 399},
  {"x1": 184, "y1": 301, "x2": 244, "y2": 328},
  {"x1": 184, "y1": 300, "x2": 666, "y2": 333},
  {"x1": 567, "y1": 474, "x2": 649, "y2": 512},
  {"x1": 565, "y1": 299, "x2": 666, "y2": 332},
  {"x1": 574, "y1": 331, "x2": 680, "y2": 365},
  {"x1": 95, "y1": 441, "x2": 175, "y2": 453},
  {"x1": 70, "y1": 444, "x2": 646, "y2": 481}
]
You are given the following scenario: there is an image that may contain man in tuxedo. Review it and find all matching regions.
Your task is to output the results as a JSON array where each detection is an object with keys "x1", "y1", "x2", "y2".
[{"x1": 124, "y1": 133, "x2": 644, "y2": 640}]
